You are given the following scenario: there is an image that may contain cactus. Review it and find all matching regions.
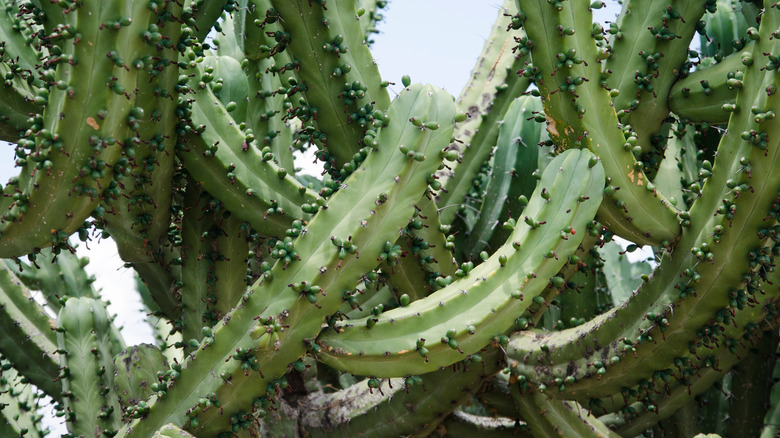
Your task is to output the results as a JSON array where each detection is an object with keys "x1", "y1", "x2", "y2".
[{"x1": 1, "y1": 0, "x2": 780, "y2": 437}]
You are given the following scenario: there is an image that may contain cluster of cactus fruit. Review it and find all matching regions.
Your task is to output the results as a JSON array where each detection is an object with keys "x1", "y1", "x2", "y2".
[{"x1": 3, "y1": 0, "x2": 780, "y2": 436}]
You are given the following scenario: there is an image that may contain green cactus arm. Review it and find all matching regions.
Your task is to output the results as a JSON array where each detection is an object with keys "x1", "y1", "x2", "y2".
[
  {"x1": 263, "y1": 348, "x2": 502, "y2": 437},
  {"x1": 5, "y1": 248, "x2": 88, "y2": 313},
  {"x1": 99, "y1": 9, "x2": 179, "y2": 263},
  {"x1": 668, "y1": 43, "x2": 748, "y2": 124},
  {"x1": 652, "y1": 124, "x2": 689, "y2": 210},
  {"x1": 117, "y1": 83, "x2": 456, "y2": 437},
  {"x1": 245, "y1": 58, "x2": 296, "y2": 173},
  {"x1": 606, "y1": 1, "x2": 707, "y2": 156},
  {"x1": 97, "y1": 9, "x2": 181, "y2": 324},
  {"x1": 465, "y1": 95, "x2": 543, "y2": 256},
  {"x1": 380, "y1": 233, "x2": 434, "y2": 302},
  {"x1": 182, "y1": 0, "x2": 230, "y2": 43},
  {"x1": 178, "y1": 186, "x2": 248, "y2": 344},
  {"x1": 410, "y1": 195, "x2": 458, "y2": 279},
  {"x1": 231, "y1": 2, "x2": 298, "y2": 173},
  {"x1": 506, "y1": 5, "x2": 780, "y2": 402},
  {"x1": 0, "y1": 263, "x2": 60, "y2": 401},
  {"x1": 212, "y1": 214, "x2": 250, "y2": 317},
  {"x1": 178, "y1": 183, "x2": 223, "y2": 353},
  {"x1": 599, "y1": 240, "x2": 653, "y2": 305},
  {"x1": 114, "y1": 344, "x2": 170, "y2": 420},
  {"x1": 0, "y1": 358, "x2": 48, "y2": 438},
  {"x1": 201, "y1": 54, "x2": 249, "y2": 123},
  {"x1": 355, "y1": 0, "x2": 386, "y2": 46},
  {"x1": 438, "y1": 0, "x2": 532, "y2": 225},
  {"x1": 699, "y1": 0, "x2": 751, "y2": 59},
  {"x1": 613, "y1": 322, "x2": 775, "y2": 436},
  {"x1": 597, "y1": 273, "x2": 778, "y2": 428},
  {"x1": 264, "y1": 0, "x2": 391, "y2": 171},
  {"x1": 56, "y1": 297, "x2": 124, "y2": 437},
  {"x1": 0, "y1": 60, "x2": 40, "y2": 142},
  {"x1": 0, "y1": 0, "x2": 43, "y2": 77},
  {"x1": 178, "y1": 60, "x2": 318, "y2": 238},
  {"x1": 510, "y1": 385, "x2": 620, "y2": 438},
  {"x1": 314, "y1": 149, "x2": 604, "y2": 377},
  {"x1": 516, "y1": 0, "x2": 681, "y2": 246}
]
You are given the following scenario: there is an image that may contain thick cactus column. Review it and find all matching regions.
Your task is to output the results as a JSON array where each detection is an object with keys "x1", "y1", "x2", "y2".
[{"x1": 56, "y1": 297, "x2": 123, "y2": 437}]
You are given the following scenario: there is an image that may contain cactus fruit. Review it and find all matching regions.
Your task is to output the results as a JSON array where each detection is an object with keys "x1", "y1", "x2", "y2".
[{"x1": 0, "y1": 0, "x2": 779, "y2": 437}]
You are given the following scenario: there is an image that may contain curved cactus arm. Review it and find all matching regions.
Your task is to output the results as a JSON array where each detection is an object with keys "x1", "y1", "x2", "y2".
[
  {"x1": 355, "y1": 0, "x2": 386, "y2": 46},
  {"x1": 668, "y1": 43, "x2": 750, "y2": 125},
  {"x1": 0, "y1": 0, "x2": 43, "y2": 76},
  {"x1": 612, "y1": 319, "x2": 776, "y2": 436},
  {"x1": 506, "y1": 4, "x2": 780, "y2": 403},
  {"x1": 264, "y1": 0, "x2": 391, "y2": 172},
  {"x1": 235, "y1": 1, "x2": 298, "y2": 173},
  {"x1": 465, "y1": 95, "x2": 544, "y2": 256},
  {"x1": 0, "y1": 358, "x2": 48, "y2": 438},
  {"x1": 438, "y1": 0, "x2": 532, "y2": 225},
  {"x1": 699, "y1": 0, "x2": 752, "y2": 60},
  {"x1": 510, "y1": 385, "x2": 620, "y2": 438},
  {"x1": 596, "y1": 273, "x2": 779, "y2": 429},
  {"x1": 56, "y1": 297, "x2": 124, "y2": 437},
  {"x1": 315, "y1": 149, "x2": 604, "y2": 377},
  {"x1": 516, "y1": 0, "x2": 682, "y2": 247},
  {"x1": 605, "y1": 1, "x2": 707, "y2": 155},
  {"x1": 0, "y1": 0, "x2": 174, "y2": 258},
  {"x1": 0, "y1": 59, "x2": 40, "y2": 142},
  {"x1": 0, "y1": 263, "x2": 60, "y2": 401},
  {"x1": 264, "y1": 348, "x2": 502, "y2": 437},
  {"x1": 5, "y1": 247, "x2": 94, "y2": 313},
  {"x1": 182, "y1": 0, "x2": 231, "y2": 43},
  {"x1": 118, "y1": 83, "x2": 456, "y2": 437},
  {"x1": 178, "y1": 59, "x2": 318, "y2": 238}
]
